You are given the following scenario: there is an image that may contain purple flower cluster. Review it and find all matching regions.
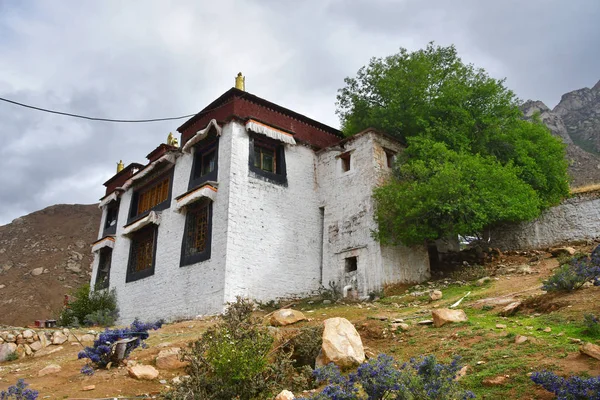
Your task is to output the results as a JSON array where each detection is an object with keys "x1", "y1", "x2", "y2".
[
  {"x1": 299, "y1": 354, "x2": 474, "y2": 400},
  {"x1": 531, "y1": 370, "x2": 600, "y2": 399},
  {"x1": 0, "y1": 379, "x2": 38, "y2": 400},
  {"x1": 542, "y1": 245, "x2": 600, "y2": 292},
  {"x1": 78, "y1": 318, "x2": 163, "y2": 374}
]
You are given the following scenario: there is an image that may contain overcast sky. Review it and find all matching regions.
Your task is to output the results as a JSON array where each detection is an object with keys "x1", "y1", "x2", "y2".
[{"x1": 1, "y1": 0, "x2": 599, "y2": 225}]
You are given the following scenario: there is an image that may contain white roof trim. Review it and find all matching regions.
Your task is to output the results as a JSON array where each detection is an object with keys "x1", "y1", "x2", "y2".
[
  {"x1": 91, "y1": 237, "x2": 115, "y2": 253},
  {"x1": 120, "y1": 153, "x2": 176, "y2": 191},
  {"x1": 121, "y1": 211, "x2": 161, "y2": 236},
  {"x1": 245, "y1": 119, "x2": 296, "y2": 145},
  {"x1": 182, "y1": 119, "x2": 222, "y2": 153},
  {"x1": 98, "y1": 191, "x2": 118, "y2": 208},
  {"x1": 174, "y1": 185, "x2": 217, "y2": 213}
]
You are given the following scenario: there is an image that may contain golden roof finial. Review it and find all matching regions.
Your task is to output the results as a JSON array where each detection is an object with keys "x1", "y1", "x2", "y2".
[
  {"x1": 167, "y1": 132, "x2": 179, "y2": 147},
  {"x1": 117, "y1": 160, "x2": 124, "y2": 173},
  {"x1": 235, "y1": 72, "x2": 245, "y2": 91}
]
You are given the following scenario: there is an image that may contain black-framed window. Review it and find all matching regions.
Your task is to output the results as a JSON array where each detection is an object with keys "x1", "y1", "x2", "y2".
[
  {"x1": 180, "y1": 201, "x2": 212, "y2": 266},
  {"x1": 126, "y1": 224, "x2": 158, "y2": 282},
  {"x1": 103, "y1": 200, "x2": 120, "y2": 236},
  {"x1": 248, "y1": 135, "x2": 287, "y2": 185},
  {"x1": 128, "y1": 170, "x2": 174, "y2": 224},
  {"x1": 95, "y1": 247, "x2": 112, "y2": 289},
  {"x1": 189, "y1": 139, "x2": 218, "y2": 190}
]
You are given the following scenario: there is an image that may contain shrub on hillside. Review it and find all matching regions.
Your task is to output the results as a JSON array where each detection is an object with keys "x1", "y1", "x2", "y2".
[
  {"x1": 58, "y1": 284, "x2": 119, "y2": 327},
  {"x1": 0, "y1": 379, "x2": 38, "y2": 400},
  {"x1": 584, "y1": 314, "x2": 600, "y2": 337},
  {"x1": 78, "y1": 318, "x2": 163, "y2": 374},
  {"x1": 298, "y1": 354, "x2": 475, "y2": 400},
  {"x1": 531, "y1": 370, "x2": 600, "y2": 399},
  {"x1": 163, "y1": 297, "x2": 303, "y2": 400},
  {"x1": 542, "y1": 245, "x2": 600, "y2": 292}
]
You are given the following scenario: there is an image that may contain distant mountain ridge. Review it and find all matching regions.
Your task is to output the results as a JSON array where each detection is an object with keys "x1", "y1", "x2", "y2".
[
  {"x1": 0, "y1": 204, "x2": 100, "y2": 327},
  {"x1": 522, "y1": 79, "x2": 600, "y2": 187}
]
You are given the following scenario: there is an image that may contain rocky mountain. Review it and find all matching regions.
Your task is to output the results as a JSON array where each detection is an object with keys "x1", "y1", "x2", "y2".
[
  {"x1": 522, "y1": 80, "x2": 600, "y2": 187},
  {"x1": 0, "y1": 204, "x2": 100, "y2": 327}
]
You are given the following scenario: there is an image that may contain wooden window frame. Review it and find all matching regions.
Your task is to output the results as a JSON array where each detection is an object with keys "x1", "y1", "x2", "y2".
[
  {"x1": 128, "y1": 170, "x2": 174, "y2": 224},
  {"x1": 94, "y1": 247, "x2": 112, "y2": 290},
  {"x1": 248, "y1": 135, "x2": 287, "y2": 185},
  {"x1": 189, "y1": 139, "x2": 219, "y2": 190},
  {"x1": 180, "y1": 200, "x2": 213, "y2": 267},
  {"x1": 126, "y1": 224, "x2": 158, "y2": 283},
  {"x1": 103, "y1": 200, "x2": 120, "y2": 236}
]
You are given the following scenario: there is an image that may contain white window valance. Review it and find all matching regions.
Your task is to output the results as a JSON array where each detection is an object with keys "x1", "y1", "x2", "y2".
[
  {"x1": 98, "y1": 191, "x2": 119, "y2": 208},
  {"x1": 122, "y1": 211, "x2": 161, "y2": 236},
  {"x1": 119, "y1": 153, "x2": 177, "y2": 191},
  {"x1": 182, "y1": 119, "x2": 222, "y2": 153},
  {"x1": 91, "y1": 236, "x2": 115, "y2": 253},
  {"x1": 174, "y1": 184, "x2": 217, "y2": 213},
  {"x1": 245, "y1": 119, "x2": 296, "y2": 145}
]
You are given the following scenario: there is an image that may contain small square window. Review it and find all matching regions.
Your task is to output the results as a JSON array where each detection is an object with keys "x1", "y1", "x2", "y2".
[
  {"x1": 340, "y1": 152, "x2": 351, "y2": 172},
  {"x1": 345, "y1": 256, "x2": 358, "y2": 273},
  {"x1": 384, "y1": 148, "x2": 397, "y2": 168}
]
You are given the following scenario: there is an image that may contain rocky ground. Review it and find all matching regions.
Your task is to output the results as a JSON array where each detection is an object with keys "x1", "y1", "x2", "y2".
[
  {"x1": 0, "y1": 204, "x2": 101, "y2": 326},
  {"x1": 1, "y1": 244, "x2": 600, "y2": 399}
]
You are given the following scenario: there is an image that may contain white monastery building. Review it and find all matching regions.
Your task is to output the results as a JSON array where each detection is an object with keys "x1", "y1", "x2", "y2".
[{"x1": 91, "y1": 75, "x2": 430, "y2": 323}]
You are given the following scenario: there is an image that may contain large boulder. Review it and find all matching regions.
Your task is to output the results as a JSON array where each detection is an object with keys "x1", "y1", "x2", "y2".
[
  {"x1": 0, "y1": 343, "x2": 18, "y2": 362},
  {"x1": 431, "y1": 309, "x2": 468, "y2": 328},
  {"x1": 155, "y1": 348, "x2": 187, "y2": 370},
  {"x1": 128, "y1": 364, "x2": 159, "y2": 380},
  {"x1": 315, "y1": 317, "x2": 365, "y2": 368},
  {"x1": 499, "y1": 301, "x2": 522, "y2": 317},
  {"x1": 269, "y1": 309, "x2": 307, "y2": 327},
  {"x1": 581, "y1": 342, "x2": 600, "y2": 360},
  {"x1": 275, "y1": 390, "x2": 295, "y2": 400}
]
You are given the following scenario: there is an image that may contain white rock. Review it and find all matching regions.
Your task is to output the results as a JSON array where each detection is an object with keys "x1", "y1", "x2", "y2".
[
  {"x1": 429, "y1": 290, "x2": 443, "y2": 301},
  {"x1": 431, "y1": 309, "x2": 468, "y2": 328},
  {"x1": 38, "y1": 364, "x2": 62, "y2": 376},
  {"x1": 22, "y1": 330, "x2": 34, "y2": 339},
  {"x1": 29, "y1": 341, "x2": 43, "y2": 352},
  {"x1": 128, "y1": 364, "x2": 159, "y2": 380},
  {"x1": 269, "y1": 309, "x2": 307, "y2": 326},
  {"x1": 315, "y1": 317, "x2": 365, "y2": 368},
  {"x1": 52, "y1": 331, "x2": 68, "y2": 345},
  {"x1": 275, "y1": 390, "x2": 295, "y2": 400},
  {"x1": 31, "y1": 267, "x2": 44, "y2": 276},
  {"x1": 0, "y1": 343, "x2": 18, "y2": 362}
]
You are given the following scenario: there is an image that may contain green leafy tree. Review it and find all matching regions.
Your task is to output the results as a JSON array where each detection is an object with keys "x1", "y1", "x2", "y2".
[{"x1": 337, "y1": 43, "x2": 569, "y2": 245}]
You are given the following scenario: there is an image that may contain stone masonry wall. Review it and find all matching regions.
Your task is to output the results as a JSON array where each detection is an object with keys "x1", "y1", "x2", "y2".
[
  {"x1": 488, "y1": 192, "x2": 600, "y2": 250},
  {"x1": 0, "y1": 328, "x2": 96, "y2": 362}
]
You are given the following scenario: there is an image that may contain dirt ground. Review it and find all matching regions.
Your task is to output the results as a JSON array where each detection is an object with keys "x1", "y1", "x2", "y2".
[{"x1": 2, "y1": 244, "x2": 600, "y2": 399}]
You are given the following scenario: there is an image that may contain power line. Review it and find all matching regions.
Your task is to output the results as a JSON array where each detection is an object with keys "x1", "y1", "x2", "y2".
[{"x1": 0, "y1": 96, "x2": 196, "y2": 123}]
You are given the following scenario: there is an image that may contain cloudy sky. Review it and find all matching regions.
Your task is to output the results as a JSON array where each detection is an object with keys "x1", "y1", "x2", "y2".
[{"x1": 1, "y1": 0, "x2": 599, "y2": 225}]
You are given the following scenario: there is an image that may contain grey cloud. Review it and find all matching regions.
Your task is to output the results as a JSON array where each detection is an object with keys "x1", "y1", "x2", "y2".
[{"x1": 1, "y1": 0, "x2": 598, "y2": 224}]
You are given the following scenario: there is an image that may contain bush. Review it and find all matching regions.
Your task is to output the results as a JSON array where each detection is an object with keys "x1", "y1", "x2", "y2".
[
  {"x1": 163, "y1": 297, "x2": 301, "y2": 400},
  {"x1": 584, "y1": 314, "x2": 600, "y2": 337},
  {"x1": 58, "y1": 284, "x2": 119, "y2": 327},
  {"x1": 77, "y1": 318, "x2": 163, "y2": 374},
  {"x1": 284, "y1": 326, "x2": 324, "y2": 368},
  {"x1": 0, "y1": 379, "x2": 38, "y2": 400},
  {"x1": 298, "y1": 354, "x2": 475, "y2": 400},
  {"x1": 542, "y1": 245, "x2": 600, "y2": 292},
  {"x1": 4, "y1": 351, "x2": 18, "y2": 362},
  {"x1": 531, "y1": 370, "x2": 600, "y2": 399}
]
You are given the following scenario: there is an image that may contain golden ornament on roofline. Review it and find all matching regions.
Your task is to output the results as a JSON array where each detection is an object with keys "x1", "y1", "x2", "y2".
[
  {"x1": 235, "y1": 72, "x2": 245, "y2": 91},
  {"x1": 167, "y1": 132, "x2": 179, "y2": 147},
  {"x1": 117, "y1": 160, "x2": 124, "y2": 173}
]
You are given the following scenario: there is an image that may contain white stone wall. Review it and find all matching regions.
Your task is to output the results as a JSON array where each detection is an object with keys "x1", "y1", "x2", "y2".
[
  {"x1": 95, "y1": 124, "x2": 236, "y2": 324},
  {"x1": 222, "y1": 122, "x2": 323, "y2": 303},
  {"x1": 316, "y1": 132, "x2": 429, "y2": 297},
  {"x1": 489, "y1": 193, "x2": 600, "y2": 250}
]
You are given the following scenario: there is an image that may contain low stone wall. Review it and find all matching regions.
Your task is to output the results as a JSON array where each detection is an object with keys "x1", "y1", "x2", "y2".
[
  {"x1": 0, "y1": 328, "x2": 96, "y2": 362},
  {"x1": 489, "y1": 191, "x2": 600, "y2": 250}
]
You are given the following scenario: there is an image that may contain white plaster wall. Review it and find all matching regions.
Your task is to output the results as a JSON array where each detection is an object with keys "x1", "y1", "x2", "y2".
[
  {"x1": 222, "y1": 122, "x2": 323, "y2": 303},
  {"x1": 489, "y1": 194, "x2": 600, "y2": 250},
  {"x1": 317, "y1": 132, "x2": 429, "y2": 296},
  {"x1": 95, "y1": 125, "x2": 235, "y2": 324}
]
